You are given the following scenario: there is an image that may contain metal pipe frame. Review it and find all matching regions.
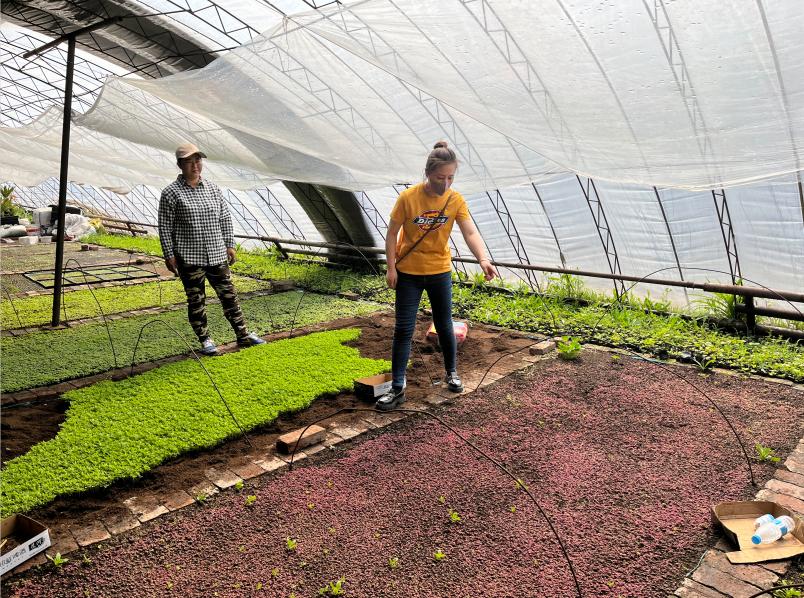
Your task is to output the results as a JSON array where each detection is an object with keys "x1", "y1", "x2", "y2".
[
  {"x1": 712, "y1": 188, "x2": 742, "y2": 284},
  {"x1": 577, "y1": 175, "x2": 627, "y2": 297}
]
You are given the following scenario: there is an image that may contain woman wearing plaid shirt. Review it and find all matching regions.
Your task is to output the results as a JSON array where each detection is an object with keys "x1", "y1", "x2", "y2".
[{"x1": 158, "y1": 143, "x2": 265, "y2": 356}]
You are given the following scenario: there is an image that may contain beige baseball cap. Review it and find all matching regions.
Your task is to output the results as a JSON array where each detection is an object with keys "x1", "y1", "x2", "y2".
[{"x1": 175, "y1": 143, "x2": 207, "y2": 160}]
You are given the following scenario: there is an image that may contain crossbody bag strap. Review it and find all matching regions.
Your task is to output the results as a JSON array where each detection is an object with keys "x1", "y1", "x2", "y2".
[{"x1": 394, "y1": 192, "x2": 452, "y2": 267}]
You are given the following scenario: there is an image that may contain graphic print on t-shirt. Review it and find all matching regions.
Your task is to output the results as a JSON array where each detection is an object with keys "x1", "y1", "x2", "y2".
[{"x1": 413, "y1": 210, "x2": 449, "y2": 231}]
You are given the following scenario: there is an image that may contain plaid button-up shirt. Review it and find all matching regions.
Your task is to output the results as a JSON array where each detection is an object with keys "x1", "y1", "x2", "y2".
[{"x1": 158, "y1": 175, "x2": 234, "y2": 266}]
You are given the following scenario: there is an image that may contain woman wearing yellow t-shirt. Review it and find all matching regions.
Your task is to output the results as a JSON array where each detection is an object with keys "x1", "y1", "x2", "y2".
[{"x1": 376, "y1": 141, "x2": 498, "y2": 410}]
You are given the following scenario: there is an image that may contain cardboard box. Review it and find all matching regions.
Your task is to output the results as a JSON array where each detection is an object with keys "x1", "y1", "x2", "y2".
[
  {"x1": 1, "y1": 515, "x2": 51, "y2": 575},
  {"x1": 354, "y1": 373, "x2": 393, "y2": 402},
  {"x1": 712, "y1": 501, "x2": 804, "y2": 564}
]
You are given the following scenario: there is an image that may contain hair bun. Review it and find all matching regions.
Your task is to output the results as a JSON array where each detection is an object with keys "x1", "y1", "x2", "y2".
[{"x1": 433, "y1": 140, "x2": 449, "y2": 150}]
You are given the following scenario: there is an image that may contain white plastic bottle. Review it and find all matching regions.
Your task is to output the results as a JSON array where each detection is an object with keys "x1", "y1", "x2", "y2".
[
  {"x1": 753, "y1": 514, "x2": 775, "y2": 529},
  {"x1": 751, "y1": 516, "x2": 795, "y2": 545}
]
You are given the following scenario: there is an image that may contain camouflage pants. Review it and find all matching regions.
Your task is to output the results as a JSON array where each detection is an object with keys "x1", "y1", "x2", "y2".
[{"x1": 178, "y1": 262, "x2": 247, "y2": 341}]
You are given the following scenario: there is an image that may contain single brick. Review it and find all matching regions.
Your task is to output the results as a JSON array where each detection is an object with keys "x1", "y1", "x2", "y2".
[
  {"x1": 162, "y1": 490, "x2": 195, "y2": 511},
  {"x1": 673, "y1": 578, "x2": 729, "y2": 597},
  {"x1": 756, "y1": 489, "x2": 804, "y2": 517},
  {"x1": 204, "y1": 467, "x2": 242, "y2": 490},
  {"x1": 323, "y1": 432, "x2": 345, "y2": 447},
  {"x1": 765, "y1": 478, "x2": 804, "y2": 501},
  {"x1": 253, "y1": 456, "x2": 288, "y2": 473},
  {"x1": 103, "y1": 512, "x2": 140, "y2": 535},
  {"x1": 529, "y1": 340, "x2": 556, "y2": 355},
  {"x1": 691, "y1": 559, "x2": 765, "y2": 597},
  {"x1": 276, "y1": 425, "x2": 326, "y2": 454},
  {"x1": 329, "y1": 424, "x2": 362, "y2": 441},
  {"x1": 188, "y1": 481, "x2": 219, "y2": 501},
  {"x1": 421, "y1": 393, "x2": 450, "y2": 406},
  {"x1": 704, "y1": 550, "x2": 778, "y2": 590},
  {"x1": 775, "y1": 468, "x2": 804, "y2": 488},
  {"x1": 230, "y1": 461, "x2": 267, "y2": 481},
  {"x1": 122, "y1": 496, "x2": 169, "y2": 523},
  {"x1": 70, "y1": 522, "x2": 111, "y2": 548}
]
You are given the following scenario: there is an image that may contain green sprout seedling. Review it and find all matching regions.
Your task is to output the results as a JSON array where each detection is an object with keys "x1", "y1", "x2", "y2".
[
  {"x1": 773, "y1": 585, "x2": 803, "y2": 598},
  {"x1": 245, "y1": 495, "x2": 257, "y2": 506},
  {"x1": 234, "y1": 480, "x2": 244, "y2": 491},
  {"x1": 510, "y1": 506, "x2": 517, "y2": 513},
  {"x1": 47, "y1": 552, "x2": 69, "y2": 568},
  {"x1": 433, "y1": 549, "x2": 446, "y2": 562},
  {"x1": 318, "y1": 577, "x2": 346, "y2": 596},
  {"x1": 271, "y1": 567, "x2": 280, "y2": 578},
  {"x1": 514, "y1": 478, "x2": 528, "y2": 491},
  {"x1": 557, "y1": 336, "x2": 582, "y2": 360},
  {"x1": 754, "y1": 443, "x2": 781, "y2": 463},
  {"x1": 196, "y1": 492, "x2": 208, "y2": 503},
  {"x1": 448, "y1": 509, "x2": 462, "y2": 524},
  {"x1": 437, "y1": 495, "x2": 446, "y2": 504},
  {"x1": 285, "y1": 537, "x2": 298, "y2": 552},
  {"x1": 691, "y1": 354, "x2": 716, "y2": 373},
  {"x1": 388, "y1": 557, "x2": 400, "y2": 570}
]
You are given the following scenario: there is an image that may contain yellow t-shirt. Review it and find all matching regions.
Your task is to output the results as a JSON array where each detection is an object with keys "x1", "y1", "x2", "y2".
[{"x1": 390, "y1": 183, "x2": 470, "y2": 275}]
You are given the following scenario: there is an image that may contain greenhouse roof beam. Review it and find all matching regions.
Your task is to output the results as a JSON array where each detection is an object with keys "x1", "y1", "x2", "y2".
[{"x1": 577, "y1": 175, "x2": 626, "y2": 298}]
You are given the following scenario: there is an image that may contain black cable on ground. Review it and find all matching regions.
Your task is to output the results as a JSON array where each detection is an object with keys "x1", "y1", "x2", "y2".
[
  {"x1": 579, "y1": 264, "x2": 804, "y2": 488},
  {"x1": 286, "y1": 406, "x2": 583, "y2": 598},
  {"x1": 62, "y1": 258, "x2": 119, "y2": 368},
  {"x1": 2, "y1": 284, "x2": 23, "y2": 328},
  {"x1": 129, "y1": 318, "x2": 253, "y2": 449}
]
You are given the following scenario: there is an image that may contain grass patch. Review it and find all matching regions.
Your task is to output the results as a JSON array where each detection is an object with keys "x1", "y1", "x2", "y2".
[
  {"x1": 82, "y1": 232, "x2": 163, "y2": 256},
  {"x1": 1, "y1": 292, "x2": 384, "y2": 393},
  {"x1": 0, "y1": 329, "x2": 389, "y2": 516},
  {"x1": 0, "y1": 276, "x2": 269, "y2": 329},
  {"x1": 87, "y1": 235, "x2": 804, "y2": 382}
]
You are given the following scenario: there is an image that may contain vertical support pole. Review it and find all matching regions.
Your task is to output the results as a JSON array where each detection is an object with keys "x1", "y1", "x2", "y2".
[
  {"x1": 51, "y1": 35, "x2": 75, "y2": 327},
  {"x1": 744, "y1": 295, "x2": 756, "y2": 332}
]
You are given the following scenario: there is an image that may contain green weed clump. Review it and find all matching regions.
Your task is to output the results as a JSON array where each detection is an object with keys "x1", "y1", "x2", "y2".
[
  {"x1": 0, "y1": 329, "x2": 389, "y2": 516},
  {"x1": 0, "y1": 276, "x2": 269, "y2": 329},
  {"x1": 1, "y1": 292, "x2": 384, "y2": 393}
]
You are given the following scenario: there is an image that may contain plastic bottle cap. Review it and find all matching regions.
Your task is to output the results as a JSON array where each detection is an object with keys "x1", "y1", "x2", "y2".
[{"x1": 751, "y1": 534, "x2": 762, "y2": 545}]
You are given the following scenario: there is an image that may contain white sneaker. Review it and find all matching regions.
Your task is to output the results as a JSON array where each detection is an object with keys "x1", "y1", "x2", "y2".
[{"x1": 199, "y1": 338, "x2": 218, "y2": 356}]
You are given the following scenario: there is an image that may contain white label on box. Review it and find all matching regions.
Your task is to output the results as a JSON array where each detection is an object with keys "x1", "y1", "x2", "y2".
[{"x1": 0, "y1": 530, "x2": 51, "y2": 575}]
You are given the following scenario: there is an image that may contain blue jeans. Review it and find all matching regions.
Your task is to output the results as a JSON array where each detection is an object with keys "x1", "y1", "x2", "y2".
[{"x1": 392, "y1": 271, "x2": 456, "y2": 389}]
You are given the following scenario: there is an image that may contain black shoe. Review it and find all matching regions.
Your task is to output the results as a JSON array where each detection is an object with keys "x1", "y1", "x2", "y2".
[
  {"x1": 375, "y1": 387, "x2": 405, "y2": 411},
  {"x1": 446, "y1": 371, "x2": 464, "y2": 393},
  {"x1": 237, "y1": 332, "x2": 266, "y2": 347}
]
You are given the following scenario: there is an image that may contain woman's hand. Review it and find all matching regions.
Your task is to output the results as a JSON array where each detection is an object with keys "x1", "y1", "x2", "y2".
[
  {"x1": 386, "y1": 267, "x2": 398, "y2": 289},
  {"x1": 480, "y1": 258, "x2": 497, "y2": 281}
]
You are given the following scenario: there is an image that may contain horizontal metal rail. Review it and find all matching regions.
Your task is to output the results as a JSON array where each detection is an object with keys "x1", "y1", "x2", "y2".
[{"x1": 75, "y1": 218, "x2": 804, "y2": 304}]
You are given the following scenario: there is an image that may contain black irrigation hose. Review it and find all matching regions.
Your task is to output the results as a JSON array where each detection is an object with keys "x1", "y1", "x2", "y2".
[
  {"x1": 580, "y1": 264, "x2": 804, "y2": 488},
  {"x1": 129, "y1": 318, "x2": 253, "y2": 449},
  {"x1": 472, "y1": 343, "x2": 536, "y2": 392},
  {"x1": 62, "y1": 258, "x2": 119, "y2": 368},
  {"x1": 2, "y1": 284, "x2": 23, "y2": 328},
  {"x1": 746, "y1": 583, "x2": 804, "y2": 598},
  {"x1": 286, "y1": 406, "x2": 583, "y2": 598}
]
